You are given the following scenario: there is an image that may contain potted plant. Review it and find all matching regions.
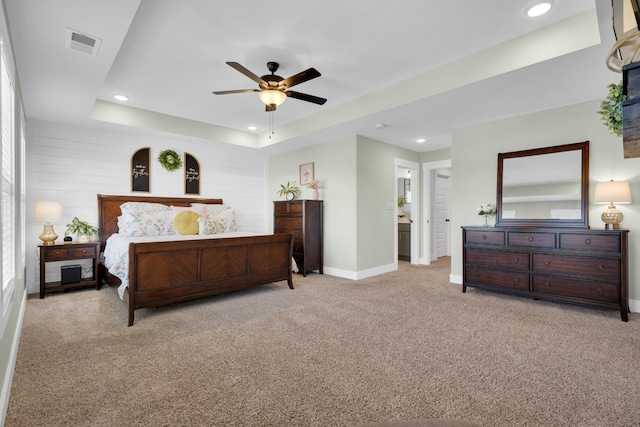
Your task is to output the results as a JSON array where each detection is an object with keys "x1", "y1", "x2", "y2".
[
  {"x1": 597, "y1": 81, "x2": 625, "y2": 137},
  {"x1": 65, "y1": 217, "x2": 98, "y2": 243},
  {"x1": 278, "y1": 181, "x2": 300, "y2": 200}
]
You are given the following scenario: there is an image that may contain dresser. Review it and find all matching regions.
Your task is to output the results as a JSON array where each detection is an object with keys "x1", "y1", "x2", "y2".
[
  {"x1": 462, "y1": 227, "x2": 629, "y2": 321},
  {"x1": 274, "y1": 200, "x2": 323, "y2": 276}
]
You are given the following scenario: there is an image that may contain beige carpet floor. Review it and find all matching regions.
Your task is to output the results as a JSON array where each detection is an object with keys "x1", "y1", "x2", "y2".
[{"x1": 6, "y1": 258, "x2": 640, "y2": 426}]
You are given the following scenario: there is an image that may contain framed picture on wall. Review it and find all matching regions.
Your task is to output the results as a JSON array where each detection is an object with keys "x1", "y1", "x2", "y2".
[{"x1": 299, "y1": 162, "x2": 314, "y2": 185}]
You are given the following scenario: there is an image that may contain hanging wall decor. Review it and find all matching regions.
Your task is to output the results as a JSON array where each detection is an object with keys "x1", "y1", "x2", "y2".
[
  {"x1": 131, "y1": 147, "x2": 150, "y2": 192},
  {"x1": 158, "y1": 149, "x2": 183, "y2": 171},
  {"x1": 185, "y1": 153, "x2": 200, "y2": 195}
]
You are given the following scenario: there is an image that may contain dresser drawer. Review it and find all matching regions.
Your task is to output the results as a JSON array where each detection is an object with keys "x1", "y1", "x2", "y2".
[
  {"x1": 532, "y1": 275, "x2": 620, "y2": 304},
  {"x1": 465, "y1": 230, "x2": 505, "y2": 245},
  {"x1": 465, "y1": 267, "x2": 528, "y2": 291},
  {"x1": 275, "y1": 217, "x2": 303, "y2": 228},
  {"x1": 559, "y1": 233, "x2": 620, "y2": 252},
  {"x1": 72, "y1": 246, "x2": 96, "y2": 257},
  {"x1": 44, "y1": 247, "x2": 71, "y2": 260},
  {"x1": 508, "y1": 232, "x2": 556, "y2": 248},
  {"x1": 532, "y1": 254, "x2": 620, "y2": 283},
  {"x1": 465, "y1": 248, "x2": 529, "y2": 271}
]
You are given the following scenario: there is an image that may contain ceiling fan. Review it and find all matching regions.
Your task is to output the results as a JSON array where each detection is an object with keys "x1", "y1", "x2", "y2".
[{"x1": 213, "y1": 61, "x2": 327, "y2": 112}]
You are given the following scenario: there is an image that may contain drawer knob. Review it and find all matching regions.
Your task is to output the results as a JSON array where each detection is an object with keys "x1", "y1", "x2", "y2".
[
  {"x1": 544, "y1": 261, "x2": 550, "y2": 267},
  {"x1": 474, "y1": 255, "x2": 479, "y2": 260},
  {"x1": 598, "y1": 265, "x2": 605, "y2": 272},
  {"x1": 597, "y1": 288, "x2": 604, "y2": 296},
  {"x1": 528, "y1": 236, "x2": 534, "y2": 242},
  {"x1": 55, "y1": 251, "x2": 61, "y2": 255},
  {"x1": 482, "y1": 234, "x2": 487, "y2": 240},
  {"x1": 474, "y1": 272, "x2": 479, "y2": 278},
  {"x1": 544, "y1": 281, "x2": 550, "y2": 288},
  {"x1": 513, "y1": 278, "x2": 519, "y2": 285},
  {"x1": 512, "y1": 257, "x2": 519, "y2": 264},
  {"x1": 585, "y1": 238, "x2": 591, "y2": 245}
]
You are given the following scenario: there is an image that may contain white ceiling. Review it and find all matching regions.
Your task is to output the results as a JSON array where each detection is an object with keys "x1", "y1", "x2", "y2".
[{"x1": 4, "y1": 0, "x2": 621, "y2": 154}]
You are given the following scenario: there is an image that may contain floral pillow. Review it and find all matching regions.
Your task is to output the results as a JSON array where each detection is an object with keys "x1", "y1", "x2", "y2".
[
  {"x1": 198, "y1": 207, "x2": 237, "y2": 235},
  {"x1": 191, "y1": 203, "x2": 227, "y2": 217},
  {"x1": 117, "y1": 211, "x2": 175, "y2": 237},
  {"x1": 120, "y1": 202, "x2": 171, "y2": 217}
]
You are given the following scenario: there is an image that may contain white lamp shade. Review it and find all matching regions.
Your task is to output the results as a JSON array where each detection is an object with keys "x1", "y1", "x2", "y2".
[
  {"x1": 593, "y1": 181, "x2": 632, "y2": 205},
  {"x1": 258, "y1": 90, "x2": 287, "y2": 106},
  {"x1": 35, "y1": 201, "x2": 62, "y2": 223}
]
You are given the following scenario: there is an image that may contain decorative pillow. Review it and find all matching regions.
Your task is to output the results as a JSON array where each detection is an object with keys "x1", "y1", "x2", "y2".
[
  {"x1": 120, "y1": 202, "x2": 171, "y2": 216},
  {"x1": 170, "y1": 205, "x2": 205, "y2": 219},
  {"x1": 198, "y1": 207, "x2": 237, "y2": 235},
  {"x1": 191, "y1": 203, "x2": 227, "y2": 217},
  {"x1": 117, "y1": 211, "x2": 175, "y2": 237},
  {"x1": 173, "y1": 210, "x2": 200, "y2": 235}
]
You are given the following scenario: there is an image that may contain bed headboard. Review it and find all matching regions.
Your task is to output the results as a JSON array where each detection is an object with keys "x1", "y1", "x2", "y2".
[{"x1": 97, "y1": 194, "x2": 223, "y2": 252}]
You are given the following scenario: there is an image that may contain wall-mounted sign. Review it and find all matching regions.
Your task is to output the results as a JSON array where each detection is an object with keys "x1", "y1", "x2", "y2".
[
  {"x1": 185, "y1": 153, "x2": 200, "y2": 195},
  {"x1": 131, "y1": 148, "x2": 150, "y2": 192}
]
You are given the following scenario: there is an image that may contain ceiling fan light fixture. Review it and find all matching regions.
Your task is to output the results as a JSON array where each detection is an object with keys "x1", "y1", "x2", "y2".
[{"x1": 259, "y1": 90, "x2": 286, "y2": 107}]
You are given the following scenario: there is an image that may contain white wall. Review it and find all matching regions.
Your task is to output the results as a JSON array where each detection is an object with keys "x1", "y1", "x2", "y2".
[
  {"x1": 451, "y1": 99, "x2": 640, "y2": 311},
  {"x1": 26, "y1": 120, "x2": 269, "y2": 294}
]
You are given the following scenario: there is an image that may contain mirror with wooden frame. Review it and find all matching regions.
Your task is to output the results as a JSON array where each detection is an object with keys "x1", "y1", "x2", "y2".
[{"x1": 496, "y1": 141, "x2": 589, "y2": 228}]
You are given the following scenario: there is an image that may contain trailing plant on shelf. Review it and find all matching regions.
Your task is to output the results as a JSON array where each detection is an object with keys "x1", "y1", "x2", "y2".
[{"x1": 597, "y1": 81, "x2": 625, "y2": 137}]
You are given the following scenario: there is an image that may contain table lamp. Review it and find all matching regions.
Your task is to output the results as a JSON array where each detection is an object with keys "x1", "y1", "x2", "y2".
[
  {"x1": 593, "y1": 180, "x2": 632, "y2": 229},
  {"x1": 35, "y1": 201, "x2": 62, "y2": 245}
]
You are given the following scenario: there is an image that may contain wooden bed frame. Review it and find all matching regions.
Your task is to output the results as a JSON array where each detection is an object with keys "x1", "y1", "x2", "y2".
[{"x1": 97, "y1": 194, "x2": 294, "y2": 326}]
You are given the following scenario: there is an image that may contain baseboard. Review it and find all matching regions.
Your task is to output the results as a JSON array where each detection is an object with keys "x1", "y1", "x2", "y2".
[
  {"x1": 0, "y1": 288, "x2": 27, "y2": 426},
  {"x1": 322, "y1": 263, "x2": 397, "y2": 281},
  {"x1": 450, "y1": 274, "x2": 462, "y2": 284}
]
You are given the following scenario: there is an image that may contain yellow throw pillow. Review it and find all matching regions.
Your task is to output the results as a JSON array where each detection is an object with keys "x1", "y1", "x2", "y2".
[{"x1": 173, "y1": 210, "x2": 199, "y2": 235}]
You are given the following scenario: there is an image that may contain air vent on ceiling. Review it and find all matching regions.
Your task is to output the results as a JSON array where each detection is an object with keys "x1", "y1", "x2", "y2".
[{"x1": 65, "y1": 28, "x2": 101, "y2": 57}]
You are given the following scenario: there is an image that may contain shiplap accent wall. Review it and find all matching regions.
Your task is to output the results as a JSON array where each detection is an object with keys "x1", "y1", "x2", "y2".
[{"x1": 26, "y1": 120, "x2": 269, "y2": 295}]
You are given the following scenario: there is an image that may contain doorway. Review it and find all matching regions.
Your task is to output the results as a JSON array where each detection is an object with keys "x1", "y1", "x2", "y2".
[
  {"x1": 395, "y1": 159, "x2": 419, "y2": 265},
  {"x1": 422, "y1": 160, "x2": 452, "y2": 265}
]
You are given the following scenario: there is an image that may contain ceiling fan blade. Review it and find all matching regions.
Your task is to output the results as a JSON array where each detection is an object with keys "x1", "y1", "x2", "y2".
[
  {"x1": 286, "y1": 90, "x2": 327, "y2": 105},
  {"x1": 226, "y1": 62, "x2": 266, "y2": 86},
  {"x1": 280, "y1": 68, "x2": 321, "y2": 89},
  {"x1": 265, "y1": 104, "x2": 276, "y2": 112},
  {"x1": 212, "y1": 89, "x2": 259, "y2": 95}
]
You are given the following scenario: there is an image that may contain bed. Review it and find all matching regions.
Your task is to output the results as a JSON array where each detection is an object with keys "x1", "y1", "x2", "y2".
[{"x1": 97, "y1": 194, "x2": 294, "y2": 326}]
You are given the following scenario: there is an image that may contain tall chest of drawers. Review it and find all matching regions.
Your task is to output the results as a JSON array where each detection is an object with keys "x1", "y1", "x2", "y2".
[
  {"x1": 274, "y1": 200, "x2": 323, "y2": 276},
  {"x1": 462, "y1": 227, "x2": 629, "y2": 321}
]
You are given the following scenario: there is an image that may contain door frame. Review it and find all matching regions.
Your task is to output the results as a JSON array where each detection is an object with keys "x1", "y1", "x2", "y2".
[{"x1": 422, "y1": 159, "x2": 452, "y2": 265}]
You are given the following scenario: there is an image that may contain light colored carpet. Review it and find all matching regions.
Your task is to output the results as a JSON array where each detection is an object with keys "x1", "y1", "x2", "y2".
[{"x1": 6, "y1": 258, "x2": 640, "y2": 426}]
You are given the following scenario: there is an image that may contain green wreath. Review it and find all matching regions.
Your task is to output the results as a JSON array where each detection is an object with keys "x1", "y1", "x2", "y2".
[{"x1": 158, "y1": 149, "x2": 183, "y2": 172}]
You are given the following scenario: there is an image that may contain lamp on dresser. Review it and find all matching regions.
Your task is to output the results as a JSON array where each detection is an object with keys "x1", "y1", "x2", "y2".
[
  {"x1": 35, "y1": 201, "x2": 62, "y2": 245},
  {"x1": 593, "y1": 180, "x2": 632, "y2": 229}
]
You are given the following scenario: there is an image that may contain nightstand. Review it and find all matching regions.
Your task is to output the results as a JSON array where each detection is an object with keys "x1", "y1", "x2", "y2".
[{"x1": 39, "y1": 242, "x2": 100, "y2": 299}]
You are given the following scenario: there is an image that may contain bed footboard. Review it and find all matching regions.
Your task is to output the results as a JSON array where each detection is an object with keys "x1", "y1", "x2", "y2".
[{"x1": 125, "y1": 233, "x2": 293, "y2": 326}]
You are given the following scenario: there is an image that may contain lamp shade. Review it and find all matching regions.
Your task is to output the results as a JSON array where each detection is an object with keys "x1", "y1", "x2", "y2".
[
  {"x1": 593, "y1": 180, "x2": 632, "y2": 204},
  {"x1": 258, "y1": 90, "x2": 287, "y2": 106},
  {"x1": 35, "y1": 201, "x2": 62, "y2": 223}
]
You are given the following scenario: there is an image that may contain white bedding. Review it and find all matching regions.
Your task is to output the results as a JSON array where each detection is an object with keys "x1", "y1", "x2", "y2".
[{"x1": 103, "y1": 232, "x2": 257, "y2": 299}]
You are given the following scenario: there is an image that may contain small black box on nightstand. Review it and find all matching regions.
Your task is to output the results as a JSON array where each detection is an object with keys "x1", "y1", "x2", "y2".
[{"x1": 61, "y1": 265, "x2": 82, "y2": 284}]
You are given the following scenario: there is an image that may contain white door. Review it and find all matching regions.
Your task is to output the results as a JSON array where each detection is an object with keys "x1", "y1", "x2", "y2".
[{"x1": 435, "y1": 171, "x2": 450, "y2": 258}]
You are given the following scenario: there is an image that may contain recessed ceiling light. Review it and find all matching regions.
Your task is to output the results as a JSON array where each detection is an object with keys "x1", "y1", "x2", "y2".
[
  {"x1": 416, "y1": 138, "x2": 427, "y2": 143},
  {"x1": 248, "y1": 125, "x2": 257, "y2": 131},
  {"x1": 525, "y1": 1, "x2": 553, "y2": 17},
  {"x1": 113, "y1": 94, "x2": 129, "y2": 101}
]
